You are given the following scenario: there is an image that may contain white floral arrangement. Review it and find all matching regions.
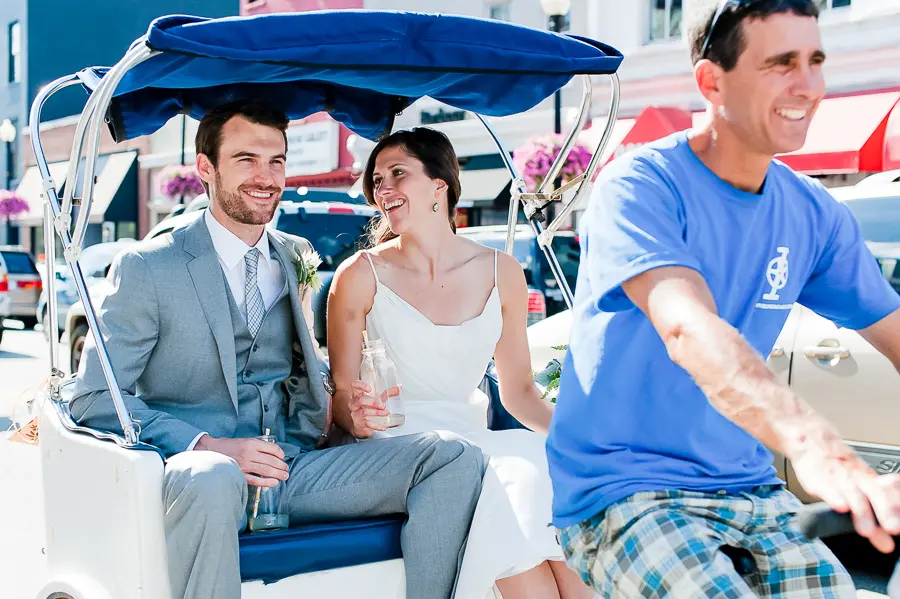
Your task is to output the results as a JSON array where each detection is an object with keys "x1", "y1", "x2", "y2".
[{"x1": 294, "y1": 247, "x2": 323, "y2": 294}]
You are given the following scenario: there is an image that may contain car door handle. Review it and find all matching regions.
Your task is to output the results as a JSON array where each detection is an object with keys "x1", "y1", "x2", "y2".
[
  {"x1": 769, "y1": 346, "x2": 785, "y2": 358},
  {"x1": 803, "y1": 345, "x2": 850, "y2": 360}
]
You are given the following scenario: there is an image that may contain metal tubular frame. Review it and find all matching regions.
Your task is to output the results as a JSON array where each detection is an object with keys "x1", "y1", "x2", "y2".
[
  {"x1": 32, "y1": 42, "x2": 158, "y2": 446},
  {"x1": 73, "y1": 45, "x2": 157, "y2": 252},
  {"x1": 492, "y1": 73, "x2": 621, "y2": 309}
]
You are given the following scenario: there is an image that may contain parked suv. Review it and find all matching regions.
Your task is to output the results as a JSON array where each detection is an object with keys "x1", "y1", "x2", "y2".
[
  {"x1": 0, "y1": 246, "x2": 42, "y2": 329},
  {"x1": 458, "y1": 225, "x2": 581, "y2": 322},
  {"x1": 66, "y1": 200, "x2": 375, "y2": 373}
]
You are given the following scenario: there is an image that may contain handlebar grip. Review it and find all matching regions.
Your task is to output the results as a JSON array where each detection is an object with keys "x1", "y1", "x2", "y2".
[{"x1": 792, "y1": 503, "x2": 857, "y2": 539}]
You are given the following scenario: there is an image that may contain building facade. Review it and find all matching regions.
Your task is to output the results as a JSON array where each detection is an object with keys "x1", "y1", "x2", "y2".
[{"x1": 1, "y1": 0, "x2": 240, "y2": 251}]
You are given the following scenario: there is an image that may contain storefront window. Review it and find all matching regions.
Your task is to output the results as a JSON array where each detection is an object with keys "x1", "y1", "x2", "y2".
[
  {"x1": 488, "y1": 2, "x2": 511, "y2": 22},
  {"x1": 814, "y1": 0, "x2": 851, "y2": 9},
  {"x1": 117, "y1": 221, "x2": 137, "y2": 241},
  {"x1": 8, "y1": 21, "x2": 20, "y2": 84},
  {"x1": 649, "y1": 0, "x2": 682, "y2": 43}
]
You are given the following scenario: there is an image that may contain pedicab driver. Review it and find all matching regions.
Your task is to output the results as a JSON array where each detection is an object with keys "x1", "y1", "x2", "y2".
[{"x1": 547, "y1": 1, "x2": 900, "y2": 596}]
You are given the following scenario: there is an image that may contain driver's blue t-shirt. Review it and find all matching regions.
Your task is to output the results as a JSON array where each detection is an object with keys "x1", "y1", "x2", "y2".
[{"x1": 547, "y1": 131, "x2": 900, "y2": 528}]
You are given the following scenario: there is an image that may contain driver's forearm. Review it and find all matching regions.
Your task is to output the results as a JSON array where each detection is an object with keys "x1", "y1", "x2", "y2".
[{"x1": 663, "y1": 310, "x2": 845, "y2": 461}]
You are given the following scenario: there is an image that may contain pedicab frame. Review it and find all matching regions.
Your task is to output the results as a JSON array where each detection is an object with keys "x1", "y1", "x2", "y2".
[{"x1": 32, "y1": 11, "x2": 624, "y2": 445}]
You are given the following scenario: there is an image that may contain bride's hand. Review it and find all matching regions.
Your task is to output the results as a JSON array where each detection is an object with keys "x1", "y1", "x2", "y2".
[{"x1": 348, "y1": 381, "x2": 391, "y2": 438}]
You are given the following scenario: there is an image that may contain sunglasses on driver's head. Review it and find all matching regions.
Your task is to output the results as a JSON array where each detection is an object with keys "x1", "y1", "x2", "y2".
[{"x1": 699, "y1": 0, "x2": 816, "y2": 60}]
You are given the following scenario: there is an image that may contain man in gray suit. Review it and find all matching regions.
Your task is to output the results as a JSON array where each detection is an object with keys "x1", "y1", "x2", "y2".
[{"x1": 70, "y1": 99, "x2": 485, "y2": 599}]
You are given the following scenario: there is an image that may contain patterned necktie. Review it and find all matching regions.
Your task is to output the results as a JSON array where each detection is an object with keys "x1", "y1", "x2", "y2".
[{"x1": 244, "y1": 248, "x2": 265, "y2": 337}]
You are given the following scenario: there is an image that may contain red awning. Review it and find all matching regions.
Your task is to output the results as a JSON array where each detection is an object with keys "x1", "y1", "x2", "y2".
[
  {"x1": 286, "y1": 168, "x2": 356, "y2": 188},
  {"x1": 604, "y1": 107, "x2": 692, "y2": 163},
  {"x1": 778, "y1": 91, "x2": 900, "y2": 174}
]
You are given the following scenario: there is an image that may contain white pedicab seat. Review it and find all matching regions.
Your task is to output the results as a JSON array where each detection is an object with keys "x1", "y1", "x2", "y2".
[{"x1": 38, "y1": 379, "x2": 406, "y2": 599}]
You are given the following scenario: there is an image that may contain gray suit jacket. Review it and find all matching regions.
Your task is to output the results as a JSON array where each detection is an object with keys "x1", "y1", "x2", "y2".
[{"x1": 70, "y1": 215, "x2": 330, "y2": 459}]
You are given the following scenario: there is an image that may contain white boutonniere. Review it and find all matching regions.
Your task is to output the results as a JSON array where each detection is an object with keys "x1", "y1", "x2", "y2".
[{"x1": 293, "y1": 246, "x2": 323, "y2": 294}]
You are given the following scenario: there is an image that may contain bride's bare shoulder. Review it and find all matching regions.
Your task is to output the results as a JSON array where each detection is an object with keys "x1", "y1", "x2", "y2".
[
  {"x1": 331, "y1": 250, "x2": 379, "y2": 296},
  {"x1": 455, "y1": 236, "x2": 496, "y2": 262}
]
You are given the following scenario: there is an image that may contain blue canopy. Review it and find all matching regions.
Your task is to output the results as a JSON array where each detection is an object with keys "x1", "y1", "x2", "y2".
[{"x1": 85, "y1": 11, "x2": 623, "y2": 142}]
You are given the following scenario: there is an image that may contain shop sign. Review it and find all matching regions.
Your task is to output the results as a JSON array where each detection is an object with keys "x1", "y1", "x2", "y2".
[
  {"x1": 421, "y1": 107, "x2": 467, "y2": 125},
  {"x1": 285, "y1": 121, "x2": 339, "y2": 177}
]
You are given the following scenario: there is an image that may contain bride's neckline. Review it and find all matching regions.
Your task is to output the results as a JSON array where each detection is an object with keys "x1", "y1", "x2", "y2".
[{"x1": 374, "y1": 281, "x2": 499, "y2": 329}]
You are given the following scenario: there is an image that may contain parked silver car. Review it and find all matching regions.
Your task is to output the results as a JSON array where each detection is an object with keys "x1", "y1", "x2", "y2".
[
  {"x1": 0, "y1": 255, "x2": 11, "y2": 346},
  {"x1": 0, "y1": 246, "x2": 42, "y2": 329},
  {"x1": 36, "y1": 239, "x2": 137, "y2": 339}
]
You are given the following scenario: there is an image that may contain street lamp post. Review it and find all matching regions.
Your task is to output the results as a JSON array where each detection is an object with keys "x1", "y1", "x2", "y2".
[
  {"x1": 0, "y1": 118, "x2": 17, "y2": 245},
  {"x1": 540, "y1": 0, "x2": 571, "y2": 136},
  {"x1": 540, "y1": 0, "x2": 570, "y2": 222}
]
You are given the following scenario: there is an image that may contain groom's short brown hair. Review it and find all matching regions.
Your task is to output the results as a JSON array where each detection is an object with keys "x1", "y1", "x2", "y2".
[{"x1": 194, "y1": 99, "x2": 290, "y2": 193}]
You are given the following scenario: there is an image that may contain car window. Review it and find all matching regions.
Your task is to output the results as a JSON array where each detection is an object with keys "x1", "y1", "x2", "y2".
[
  {"x1": 843, "y1": 195, "x2": 900, "y2": 243},
  {"x1": 148, "y1": 225, "x2": 175, "y2": 239},
  {"x1": 876, "y1": 257, "x2": 900, "y2": 296},
  {"x1": 463, "y1": 237, "x2": 533, "y2": 266},
  {"x1": 0, "y1": 251, "x2": 38, "y2": 275},
  {"x1": 274, "y1": 212, "x2": 373, "y2": 271},
  {"x1": 548, "y1": 235, "x2": 581, "y2": 291}
]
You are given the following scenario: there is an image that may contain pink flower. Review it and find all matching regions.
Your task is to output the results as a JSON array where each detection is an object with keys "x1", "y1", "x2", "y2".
[
  {"x1": 0, "y1": 190, "x2": 29, "y2": 219},
  {"x1": 155, "y1": 165, "x2": 205, "y2": 201},
  {"x1": 512, "y1": 134, "x2": 593, "y2": 192}
]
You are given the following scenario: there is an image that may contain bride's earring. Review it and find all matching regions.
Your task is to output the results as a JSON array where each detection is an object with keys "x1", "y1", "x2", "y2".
[{"x1": 432, "y1": 202, "x2": 439, "y2": 213}]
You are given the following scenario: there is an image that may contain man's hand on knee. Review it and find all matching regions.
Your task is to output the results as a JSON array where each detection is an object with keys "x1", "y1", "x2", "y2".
[{"x1": 195, "y1": 436, "x2": 289, "y2": 487}]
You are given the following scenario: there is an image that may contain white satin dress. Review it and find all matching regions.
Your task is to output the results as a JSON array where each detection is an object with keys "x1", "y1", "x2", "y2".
[{"x1": 360, "y1": 251, "x2": 563, "y2": 599}]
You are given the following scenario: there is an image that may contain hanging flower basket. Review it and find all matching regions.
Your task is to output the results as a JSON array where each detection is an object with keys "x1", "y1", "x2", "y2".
[
  {"x1": 512, "y1": 134, "x2": 592, "y2": 193},
  {"x1": 0, "y1": 190, "x2": 29, "y2": 220},
  {"x1": 155, "y1": 165, "x2": 205, "y2": 202}
]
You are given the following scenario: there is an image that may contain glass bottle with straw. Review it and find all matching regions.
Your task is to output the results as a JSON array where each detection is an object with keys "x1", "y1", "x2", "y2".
[
  {"x1": 246, "y1": 428, "x2": 290, "y2": 532},
  {"x1": 360, "y1": 330, "x2": 405, "y2": 428}
]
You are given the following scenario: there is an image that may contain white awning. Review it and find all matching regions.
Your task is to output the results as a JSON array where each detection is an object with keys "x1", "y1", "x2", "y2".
[
  {"x1": 13, "y1": 160, "x2": 70, "y2": 227},
  {"x1": 14, "y1": 151, "x2": 137, "y2": 227},
  {"x1": 458, "y1": 168, "x2": 511, "y2": 207}
]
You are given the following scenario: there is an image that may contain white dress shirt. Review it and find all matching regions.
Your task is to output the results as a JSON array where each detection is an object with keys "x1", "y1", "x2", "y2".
[
  {"x1": 204, "y1": 210, "x2": 285, "y2": 312},
  {"x1": 189, "y1": 210, "x2": 286, "y2": 451}
]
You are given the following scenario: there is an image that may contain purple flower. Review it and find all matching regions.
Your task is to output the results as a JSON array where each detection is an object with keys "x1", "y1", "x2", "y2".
[
  {"x1": 512, "y1": 134, "x2": 593, "y2": 192},
  {"x1": 155, "y1": 165, "x2": 204, "y2": 200},
  {"x1": 0, "y1": 190, "x2": 29, "y2": 219}
]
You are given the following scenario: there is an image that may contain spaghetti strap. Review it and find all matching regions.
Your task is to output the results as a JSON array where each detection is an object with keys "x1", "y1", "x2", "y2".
[
  {"x1": 493, "y1": 249, "x2": 498, "y2": 288},
  {"x1": 362, "y1": 251, "x2": 381, "y2": 285}
]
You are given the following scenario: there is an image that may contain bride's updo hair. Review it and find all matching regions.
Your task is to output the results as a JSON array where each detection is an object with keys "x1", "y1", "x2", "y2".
[{"x1": 362, "y1": 127, "x2": 461, "y2": 247}]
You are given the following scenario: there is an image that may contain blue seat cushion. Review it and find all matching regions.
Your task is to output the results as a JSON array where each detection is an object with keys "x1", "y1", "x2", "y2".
[{"x1": 238, "y1": 515, "x2": 404, "y2": 584}]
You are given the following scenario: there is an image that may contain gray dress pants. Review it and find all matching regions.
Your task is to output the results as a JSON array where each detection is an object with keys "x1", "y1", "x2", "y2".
[{"x1": 163, "y1": 432, "x2": 485, "y2": 599}]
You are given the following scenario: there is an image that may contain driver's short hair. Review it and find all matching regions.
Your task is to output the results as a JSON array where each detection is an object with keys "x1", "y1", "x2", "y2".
[{"x1": 688, "y1": 0, "x2": 819, "y2": 71}]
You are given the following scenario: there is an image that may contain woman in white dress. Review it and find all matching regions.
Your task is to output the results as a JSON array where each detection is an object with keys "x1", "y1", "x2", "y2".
[{"x1": 327, "y1": 127, "x2": 593, "y2": 599}]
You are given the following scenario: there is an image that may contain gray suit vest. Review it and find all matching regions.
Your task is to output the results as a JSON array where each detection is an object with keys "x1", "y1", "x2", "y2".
[{"x1": 224, "y1": 253, "x2": 294, "y2": 439}]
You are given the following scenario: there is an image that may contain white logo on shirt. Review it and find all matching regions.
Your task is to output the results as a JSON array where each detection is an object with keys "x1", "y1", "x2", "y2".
[{"x1": 763, "y1": 247, "x2": 790, "y2": 301}]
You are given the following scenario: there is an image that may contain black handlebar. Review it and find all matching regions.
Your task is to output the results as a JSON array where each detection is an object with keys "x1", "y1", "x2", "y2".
[{"x1": 792, "y1": 503, "x2": 861, "y2": 540}]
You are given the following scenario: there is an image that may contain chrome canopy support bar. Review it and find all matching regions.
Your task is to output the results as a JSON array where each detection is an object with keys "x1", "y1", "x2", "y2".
[
  {"x1": 537, "y1": 76, "x2": 593, "y2": 197},
  {"x1": 475, "y1": 114, "x2": 527, "y2": 256},
  {"x1": 30, "y1": 42, "x2": 158, "y2": 446},
  {"x1": 539, "y1": 73, "x2": 621, "y2": 246},
  {"x1": 484, "y1": 74, "x2": 621, "y2": 310},
  {"x1": 72, "y1": 44, "x2": 158, "y2": 253},
  {"x1": 28, "y1": 74, "x2": 81, "y2": 385}
]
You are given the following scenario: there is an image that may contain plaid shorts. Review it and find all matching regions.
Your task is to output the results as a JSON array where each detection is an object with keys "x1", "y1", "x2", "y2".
[{"x1": 558, "y1": 486, "x2": 855, "y2": 599}]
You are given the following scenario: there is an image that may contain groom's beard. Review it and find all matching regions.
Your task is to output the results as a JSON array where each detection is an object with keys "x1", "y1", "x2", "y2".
[{"x1": 215, "y1": 172, "x2": 282, "y2": 225}]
